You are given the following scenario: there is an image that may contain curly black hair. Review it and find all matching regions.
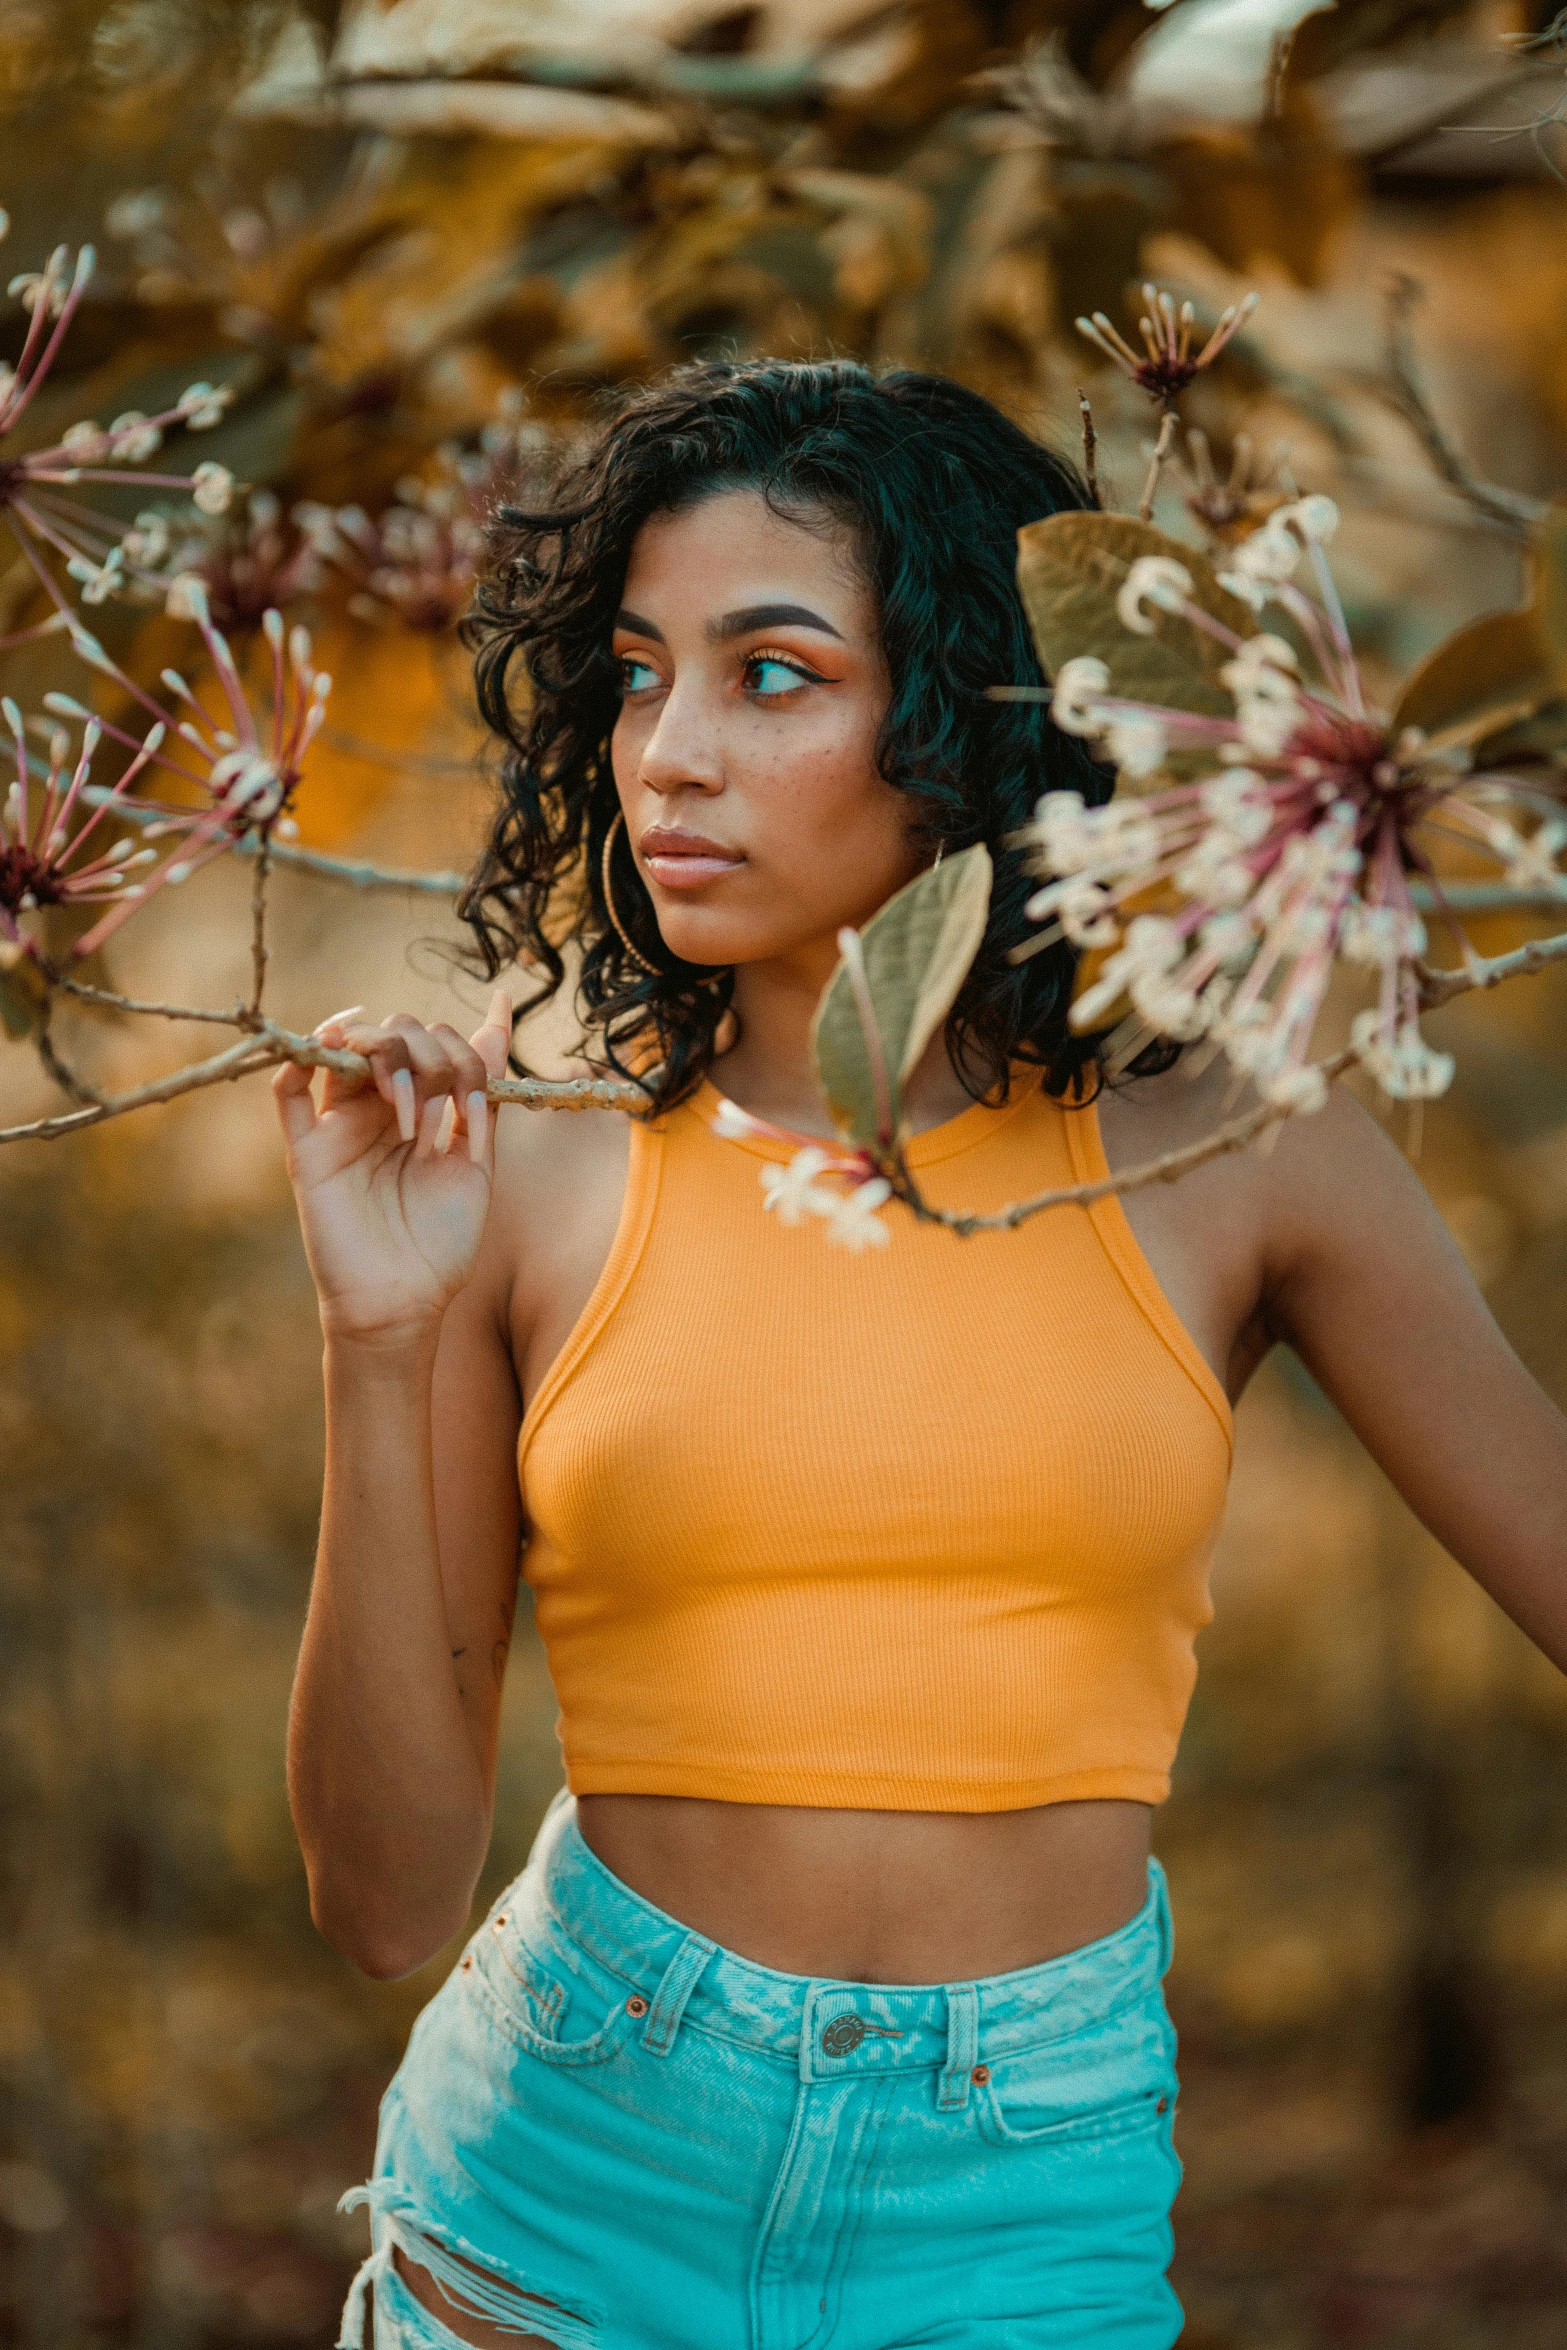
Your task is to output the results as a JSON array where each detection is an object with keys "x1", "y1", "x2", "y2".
[{"x1": 461, "y1": 356, "x2": 1123, "y2": 1113}]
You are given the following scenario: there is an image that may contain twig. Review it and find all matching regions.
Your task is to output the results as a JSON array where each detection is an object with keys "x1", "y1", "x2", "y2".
[
  {"x1": 1417, "y1": 923, "x2": 1567, "y2": 1007},
  {"x1": 248, "y1": 838, "x2": 270, "y2": 1015},
  {"x1": 1382, "y1": 276, "x2": 1543, "y2": 540},
  {"x1": 77, "y1": 790, "x2": 470, "y2": 895},
  {"x1": 888, "y1": 1046, "x2": 1362, "y2": 1236},
  {"x1": 1077, "y1": 389, "x2": 1100, "y2": 509},
  {"x1": 34, "y1": 1020, "x2": 107, "y2": 1107},
  {"x1": 1138, "y1": 413, "x2": 1177, "y2": 525},
  {"x1": 0, "y1": 1020, "x2": 646, "y2": 1145},
  {"x1": 53, "y1": 976, "x2": 251, "y2": 1025},
  {"x1": 240, "y1": 836, "x2": 469, "y2": 895},
  {"x1": 886, "y1": 922, "x2": 1567, "y2": 1235}
]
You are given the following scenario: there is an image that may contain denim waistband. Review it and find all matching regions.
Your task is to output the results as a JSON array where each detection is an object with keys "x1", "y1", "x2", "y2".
[{"x1": 526, "y1": 1792, "x2": 1172, "y2": 2089}]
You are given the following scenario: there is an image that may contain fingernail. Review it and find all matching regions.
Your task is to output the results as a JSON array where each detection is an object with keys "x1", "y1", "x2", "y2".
[
  {"x1": 489, "y1": 988, "x2": 512, "y2": 1028},
  {"x1": 321, "y1": 1003, "x2": 366, "y2": 1028},
  {"x1": 416, "y1": 1094, "x2": 444, "y2": 1159},
  {"x1": 391, "y1": 1066, "x2": 416, "y2": 1141},
  {"x1": 436, "y1": 1097, "x2": 457, "y2": 1154},
  {"x1": 467, "y1": 1092, "x2": 488, "y2": 1164}
]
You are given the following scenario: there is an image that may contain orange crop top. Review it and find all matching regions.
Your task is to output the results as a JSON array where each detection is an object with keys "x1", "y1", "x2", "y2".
[{"x1": 519, "y1": 1072, "x2": 1234, "y2": 1812}]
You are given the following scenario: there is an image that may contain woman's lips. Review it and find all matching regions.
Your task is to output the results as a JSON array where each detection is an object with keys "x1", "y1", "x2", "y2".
[{"x1": 639, "y1": 830, "x2": 745, "y2": 889}]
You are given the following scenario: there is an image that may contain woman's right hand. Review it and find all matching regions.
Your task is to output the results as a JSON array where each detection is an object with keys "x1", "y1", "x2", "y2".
[{"x1": 272, "y1": 990, "x2": 515, "y2": 1348}]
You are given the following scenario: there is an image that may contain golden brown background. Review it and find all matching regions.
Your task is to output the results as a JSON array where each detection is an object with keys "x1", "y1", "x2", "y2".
[{"x1": 3, "y1": 2, "x2": 1567, "y2": 2343}]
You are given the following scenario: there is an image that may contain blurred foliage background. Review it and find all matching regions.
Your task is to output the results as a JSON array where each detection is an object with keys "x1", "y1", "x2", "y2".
[{"x1": 3, "y1": 0, "x2": 1567, "y2": 2344}]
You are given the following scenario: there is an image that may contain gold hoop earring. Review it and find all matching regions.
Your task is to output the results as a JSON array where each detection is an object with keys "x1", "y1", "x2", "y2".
[{"x1": 601, "y1": 811, "x2": 659, "y2": 978}]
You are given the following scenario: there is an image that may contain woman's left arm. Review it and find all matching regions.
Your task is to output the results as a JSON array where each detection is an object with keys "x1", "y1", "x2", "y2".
[{"x1": 1263, "y1": 1087, "x2": 1567, "y2": 1670}]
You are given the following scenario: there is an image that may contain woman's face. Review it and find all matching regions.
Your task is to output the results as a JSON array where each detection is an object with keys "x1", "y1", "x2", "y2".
[{"x1": 609, "y1": 487, "x2": 922, "y2": 978}]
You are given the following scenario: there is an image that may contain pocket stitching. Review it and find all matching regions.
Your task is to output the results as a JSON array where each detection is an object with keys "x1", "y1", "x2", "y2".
[
  {"x1": 466, "y1": 1936, "x2": 640, "y2": 2067},
  {"x1": 977, "y1": 2079, "x2": 1174, "y2": 2149}
]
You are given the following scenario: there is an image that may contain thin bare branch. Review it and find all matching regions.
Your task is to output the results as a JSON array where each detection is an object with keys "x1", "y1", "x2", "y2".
[
  {"x1": 1417, "y1": 924, "x2": 1567, "y2": 1007},
  {"x1": 889, "y1": 1047, "x2": 1361, "y2": 1237},
  {"x1": 53, "y1": 976, "x2": 250, "y2": 1025},
  {"x1": 1077, "y1": 389, "x2": 1100, "y2": 508},
  {"x1": 1382, "y1": 276, "x2": 1543, "y2": 539},
  {"x1": 35, "y1": 1021, "x2": 107, "y2": 1107},
  {"x1": 1138, "y1": 412, "x2": 1177, "y2": 525},
  {"x1": 238, "y1": 836, "x2": 470, "y2": 895},
  {"x1": 0, "y1": 1021, "x2": 646, "y2": 1145},
  {"x1": 248, "y1": 838, "x2": 270, "y2": 1015}
]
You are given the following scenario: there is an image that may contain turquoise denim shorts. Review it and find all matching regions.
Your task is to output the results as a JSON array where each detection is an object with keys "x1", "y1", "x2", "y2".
[{"x1": 339, "y1": 1791, "x2": 1183, "y2": 2349}]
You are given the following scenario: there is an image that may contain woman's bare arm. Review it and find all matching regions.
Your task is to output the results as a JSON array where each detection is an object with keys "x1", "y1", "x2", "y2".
[
  {"x1": 278, "y1": 998, "x2": 527, "y2": 1979},
  {"x1": 1263, "y1": 1088, "x2": 1567, "y2": 1663}
]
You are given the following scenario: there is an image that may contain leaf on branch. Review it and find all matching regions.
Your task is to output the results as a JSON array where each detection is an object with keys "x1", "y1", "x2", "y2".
[
  {"x1": 810, "y1": 844, "x2": 993, "y2": 1146},
  {"x1": 0, "y1": 947, "x2": 50, "y2": 1042},
  {"x1": 1015, "y1": 512, "x2": 1250, "y2": 719},
  {"x1": 1393, "y1": 507, "x2": 1567, "y2": 756}
]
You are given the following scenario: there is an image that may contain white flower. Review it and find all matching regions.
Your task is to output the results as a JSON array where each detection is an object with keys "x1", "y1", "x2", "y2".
[
  {"x1": 165, "y1": 572, "x2": 208, "y2": 620},
  {"x1": 1351, "y1": 1012, "x2": 1455, "y2": 1100},
  {"x1": 823, "y1": 1177, "x2": 893, "y2": 1252},
  {"x1": 210, "y1": 749, "x2": 284, "y2": 819},
  {"x1": 8, "y1": 269, "x2": 67, "y2": 318},
  {"x1": 711, "y1": 1096, "x2": 767, "y2": 1141},
  {"x1": 1339, "y1": 901, "x2": 1426, "y2": 967},
  {"x1": 760, "y1": 1147, "x2": 837, "y2": 1226},
  {"x1": 1259, "y1": 1064, "x2": 1330, "y2": 1113},
  {"x1": 66, "y1": 547, "x2": 126, "y2": 604},
  {"x1": 1220, "y1": 635, "x2": 1299, "y2": 694},
  {"x1": 1280, "y1": 495, "x2": 1339, "y2": 543},
  {"x1": 1197, "y1": 910, "x2": 1257, "y2": 967},
  {"x1": 1234, "y1": 692, "x2": 1299, "y2": 758},
  {"x1": 1104, "y1": 712, "x2": 1168, "y2": 778},
  {"x1": 59, "y1": 419, "x2": 111, "y2": 462},
  {"x1": 190, "y1": 461, "x2": 234, "y2": 516},
  {"x1": 1050, "y1": 656, "x2": 1110, "y2": 736},
  {"x1": 176, "y1": 381, "x2": 232, "y2": 430},
  {"x1": 109, "y1": 410, "x2": 162, "y2": 461},
  {"x1": 122, "y1": 511, "x2": 171, "y2": 566},
  {"x1": 1116, "y1": 556, "x2": 1193, "y2": 636},
  {"x1": 1502, "y1": 817, "x2": 1567, "y2": 892}
]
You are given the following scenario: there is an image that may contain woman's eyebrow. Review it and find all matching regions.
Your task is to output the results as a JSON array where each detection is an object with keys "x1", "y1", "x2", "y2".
[
  {"x1": 614, "y1": 607, "x2": 665, "y2": 642},
  {"x1": 709, "y1": 602, "x2": 844, "y2": 643}
]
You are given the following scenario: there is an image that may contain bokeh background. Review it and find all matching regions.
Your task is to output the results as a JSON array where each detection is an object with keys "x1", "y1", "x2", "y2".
[{"x1": 3, "y1": 1, "x2": 1567, "y2": 2344}]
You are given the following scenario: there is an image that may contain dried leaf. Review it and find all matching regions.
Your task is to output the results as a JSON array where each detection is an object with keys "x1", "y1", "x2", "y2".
[
  {"x1": 1392, "y1": 609, "x2": 1554, "y2": 742},
  {"x1": 0, "y1": 947, "x2": 50, "y2": 1042},
  {"x1": 1015, "y1": 512, "x2": 1250, "y2": 717},
  {"x1": 1394, "y1": 508, "x2": 1567, "y2": 747},
  {"x1": 811, "y1": 844, "x2": 993, "y2": 1145}
]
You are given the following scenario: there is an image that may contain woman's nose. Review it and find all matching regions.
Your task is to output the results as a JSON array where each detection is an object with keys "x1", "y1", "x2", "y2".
[{"x1": 637, "y1": 679, "x2": 725, "y2": 796}]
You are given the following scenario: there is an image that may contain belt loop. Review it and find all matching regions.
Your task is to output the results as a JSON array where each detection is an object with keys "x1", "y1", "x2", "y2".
[
  {"x1": 798, "y1": 1985, "x2": 822, "y2": 2084},
  {"x1": 641, "y1": 1930, "x2": 716, "y2": 2056},
  {"x1": 938, "y1": 1983, "x2": 978, "y2": 2111}
]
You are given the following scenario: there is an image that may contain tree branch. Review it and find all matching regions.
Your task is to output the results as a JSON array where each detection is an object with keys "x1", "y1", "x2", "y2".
[{"x1": 1382, "y1": 276, "x2": 1543, "y2": 540}]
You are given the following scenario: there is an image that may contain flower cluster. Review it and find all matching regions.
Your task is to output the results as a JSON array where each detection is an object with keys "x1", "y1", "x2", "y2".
[
  {"x1": 0, "y1": 218, "x2": 237, "y2": 643},
  {"x1": 1, "y1": 707, "x2": 168, "y2": 946},
  {"x1": 1026, "y1": 499, "x2": 1567, "y2": 1109},
  {"x1": 34, "y1": 583, "x2": 330, "y2": 958},
  {"x1": 296, "y1": 393, "x2": 549, "y2": 633},
  {"x1": 151, "y1": 491, "x2": 323, "y2": 635},
  {"x1": 710, "y1": 1097, "x2": 893, "y2": 1252},
  {"x1": 1076, "y1": 283, "x2": 1259, "y2": 411}
]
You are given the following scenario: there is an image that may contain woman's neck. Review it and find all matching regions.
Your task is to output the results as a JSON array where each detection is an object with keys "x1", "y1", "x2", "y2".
[{"x1": 714, "y1": 949, "x2": 976, "y2": 1141}]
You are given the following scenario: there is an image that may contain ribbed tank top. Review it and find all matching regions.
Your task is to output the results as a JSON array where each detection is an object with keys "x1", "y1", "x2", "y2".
[{"x1": 519, "y1": 1072, "x2": 1234, "y2": 1812}]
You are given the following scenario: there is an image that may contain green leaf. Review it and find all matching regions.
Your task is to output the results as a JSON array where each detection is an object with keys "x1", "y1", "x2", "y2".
[
  {"x1": 1014, "y1": 512, "x2": 1251, "y2": 720},
  {"x1": 810, "y1": 844, "x2": 992, "y2": 1146}
]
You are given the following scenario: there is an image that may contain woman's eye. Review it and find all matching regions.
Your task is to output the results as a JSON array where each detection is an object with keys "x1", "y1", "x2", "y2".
[
  {"x1": 745, "y1": 655, "x2": 812, "y2": 698},
  {"x1": 619, "y1": 656, "x2": 662, "y2": 695}
]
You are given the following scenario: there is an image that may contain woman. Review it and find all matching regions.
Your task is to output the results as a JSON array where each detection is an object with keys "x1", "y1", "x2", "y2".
[{"x1": 274, "y1": 361, "x2": 1567, "y2": 2350}]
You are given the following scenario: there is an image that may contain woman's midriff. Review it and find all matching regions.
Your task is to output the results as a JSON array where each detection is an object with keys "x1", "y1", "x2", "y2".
[{"x1": 575, "y1": 1793, "x2": 1154, "y2": 1982}]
